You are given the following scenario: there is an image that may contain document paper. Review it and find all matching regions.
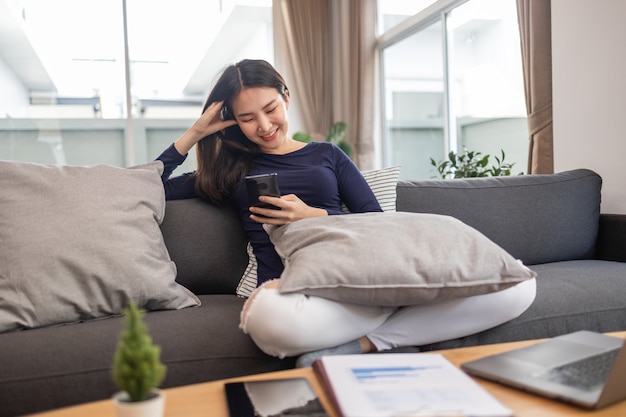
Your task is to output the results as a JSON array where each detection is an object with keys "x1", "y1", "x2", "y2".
[{"x1": 314, "y1": 353, "x2": 512, "y2": 417}]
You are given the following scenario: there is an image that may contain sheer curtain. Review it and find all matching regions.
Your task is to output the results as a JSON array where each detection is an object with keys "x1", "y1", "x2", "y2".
[
  {"x1": 517, "y1": 0, "x2": 554, "y2": 174},
  {"x1": 331, "y1": 0, "x2": 377, "y2": 169},
  {"x1": 274, "y1": 0, "x2": 377, "y2": 168},
  {"x1": 275, "y1": 0, "x2": 332, "y2": 140}
]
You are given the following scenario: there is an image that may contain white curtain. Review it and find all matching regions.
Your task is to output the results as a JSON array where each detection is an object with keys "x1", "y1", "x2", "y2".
[{"x1": 273, "y1": 0, "x2": 378, "y2": 168}]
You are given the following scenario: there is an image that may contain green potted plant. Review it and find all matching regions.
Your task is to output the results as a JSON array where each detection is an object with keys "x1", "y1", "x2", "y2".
[
  {"x1": 430, "y1": 148, "x2": 522, "y2": 179},
  {"x1": 293, "y1": 121, "x2": 352, "y2": 157},
  {"x1": 111, "y1": 303, "x2": 167, "y2": 417}
]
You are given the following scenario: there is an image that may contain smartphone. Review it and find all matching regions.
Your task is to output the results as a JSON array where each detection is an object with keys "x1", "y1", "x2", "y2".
[
  {"x1": 245, "y1": 173, "x2": 281, "y2": 210},
  {"x1": 220, "y1": 105, "x2": 233, "y2": 121},
  {"x1": 224, "y1": 377, "x2": 329, "y2": 417}
]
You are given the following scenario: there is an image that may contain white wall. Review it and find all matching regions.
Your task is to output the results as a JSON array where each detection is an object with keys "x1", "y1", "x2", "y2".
[{"x1": 552, "y1": 0, "x2": 626, "y2": 214}]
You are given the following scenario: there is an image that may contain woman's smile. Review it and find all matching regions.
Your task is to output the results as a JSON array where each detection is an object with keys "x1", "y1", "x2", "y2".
[{"x1": 259, "y1": 128, "x2": 278, "y2": 141}]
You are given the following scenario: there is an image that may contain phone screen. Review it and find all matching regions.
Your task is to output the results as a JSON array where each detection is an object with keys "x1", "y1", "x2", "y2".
[
  {"x1": 245, "y1": 173, "x2": 281, "y2": 210},
  {"x1": 224, "y1": 377, "x2": 329, "y2": 417}
]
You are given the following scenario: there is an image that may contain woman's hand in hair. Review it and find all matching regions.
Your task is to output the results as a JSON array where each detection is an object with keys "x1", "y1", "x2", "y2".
[
  {"x1": 174, "y1": 101, "x2": 237, "y2": 155},
  {"x1": 249, "y1": 194, "x2": 328, "y2": 225}
]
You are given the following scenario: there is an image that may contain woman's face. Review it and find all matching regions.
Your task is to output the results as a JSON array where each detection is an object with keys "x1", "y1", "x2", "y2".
[{"x1": 230, "y1": 87, "x2": 290, "y2": 154}]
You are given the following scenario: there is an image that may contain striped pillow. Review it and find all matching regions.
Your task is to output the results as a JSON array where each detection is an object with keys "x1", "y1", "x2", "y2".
[
  {"x1": 341, "y1": 166, "x2": 401, "y2": 213},
  {"x1": 235, "y1": 166, "x2": 402, "y2": 298}
]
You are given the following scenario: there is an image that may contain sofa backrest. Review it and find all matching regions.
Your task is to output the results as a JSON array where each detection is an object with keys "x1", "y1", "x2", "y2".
[
  {"x1": 160, "y1": 198, "x2": 248, "y2": 295},
  {"x1": 395, "y1": 169, "x2": 602, "y2": 265}
]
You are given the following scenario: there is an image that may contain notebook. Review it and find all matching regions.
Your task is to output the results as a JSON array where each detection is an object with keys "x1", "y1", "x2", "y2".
[{"x1": 461, "y1": 331, "x2": 626, "y2": 409}]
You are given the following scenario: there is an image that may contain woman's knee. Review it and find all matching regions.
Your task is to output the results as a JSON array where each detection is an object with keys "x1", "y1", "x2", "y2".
[
  {"x1": 240, "y1": 278, "x2": 280, "y2": 322},
  {"x1": 239, "y1": 285, "x2": 312, "y2": 357},
  {"x1": 498, "y1": 277, "x2": 537, "y2": 319},
  {"x1": 239, "y1": 283, "x2": 394, "y2": 358},
  {"x1": 463, "y1": 277, "x2": 537, "y2": 323}
]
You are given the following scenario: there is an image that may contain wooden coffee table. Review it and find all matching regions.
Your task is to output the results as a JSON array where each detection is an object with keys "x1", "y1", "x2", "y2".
[{"x1": 28, "y1": 332, "x2": 626, "y2": 417}]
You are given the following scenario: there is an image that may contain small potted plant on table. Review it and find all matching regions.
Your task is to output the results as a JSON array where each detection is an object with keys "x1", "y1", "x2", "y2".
[{"x1": 111, "y1": 303, "x2": 167, "y2": 417}]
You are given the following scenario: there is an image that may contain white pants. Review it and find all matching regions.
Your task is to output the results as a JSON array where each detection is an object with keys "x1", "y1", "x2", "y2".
[{"x1": 240, "y1": 278, "x2": 536, "y2": 359}]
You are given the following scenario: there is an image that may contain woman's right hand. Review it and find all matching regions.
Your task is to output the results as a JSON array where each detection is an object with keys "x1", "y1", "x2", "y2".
[{"x1": 174, "y1": 101, "x2": 237, "y2": 155}]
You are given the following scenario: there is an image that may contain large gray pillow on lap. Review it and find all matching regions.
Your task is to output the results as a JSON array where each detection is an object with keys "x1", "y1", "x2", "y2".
[
  {"x1": 268, "y1": 212, "x2": 536, "y2": 306},
  {"x1": 0, "y1": 160, "x2": 200, "y2": 333},
  {"x1": 235, "y1": 165, "x2": 402, "y2": 298}
]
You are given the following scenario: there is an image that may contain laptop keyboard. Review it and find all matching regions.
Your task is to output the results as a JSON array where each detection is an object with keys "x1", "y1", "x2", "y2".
[{"x1": 543, "y1": 348, "x2": 621, "y2": 391}]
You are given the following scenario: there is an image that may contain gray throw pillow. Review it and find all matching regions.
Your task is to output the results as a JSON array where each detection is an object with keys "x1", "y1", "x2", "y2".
[
  {"x1": 235, "y1": 166, "x2": 402, "y2": 298},
  {"x1": 268, "y1": 212, "x2": 536, "y2": 306},
  {"x1": 0, "y1": 160, "x2": 200, "y2": 333}
]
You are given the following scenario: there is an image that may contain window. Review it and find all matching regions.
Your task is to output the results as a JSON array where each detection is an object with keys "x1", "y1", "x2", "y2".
[
  {"x1": 0, "y1": 0, "x2": 273, "y2": 171},
  {"x1": 377, "y1": 0, "x2": 438, "y2": 34},
  {"x1": 378, "y1": 0, "x2": 527, "y2": 179}
]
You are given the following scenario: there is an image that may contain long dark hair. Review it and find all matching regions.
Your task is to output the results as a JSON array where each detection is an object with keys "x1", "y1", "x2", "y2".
[{"x1": 195, "y1": 59, "x2": 289, "y2": 204}]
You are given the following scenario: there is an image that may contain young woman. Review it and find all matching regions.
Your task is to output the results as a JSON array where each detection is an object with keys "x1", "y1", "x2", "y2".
[{"x1": 158, "y1": 59, "x2": 536, "y2": 367}]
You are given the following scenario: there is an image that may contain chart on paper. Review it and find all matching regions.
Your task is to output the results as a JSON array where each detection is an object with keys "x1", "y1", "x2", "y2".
[{"x1": 314, "y1": 353, "x2": 512, "y2": 417}]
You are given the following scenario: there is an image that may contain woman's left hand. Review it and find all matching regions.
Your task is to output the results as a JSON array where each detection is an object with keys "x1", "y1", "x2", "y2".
[{"x1": 249, "y1": 194, "x2": 328, "y2": 225}]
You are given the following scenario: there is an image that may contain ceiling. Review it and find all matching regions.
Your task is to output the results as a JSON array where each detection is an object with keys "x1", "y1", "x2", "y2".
[
  {"x1": 0, "y1": 0, "x2": 55, "y2": 91},
  {"x1": 184, "y1": 5, "x2": 272, "y2": 96},
  {"x1": 0, "y1": 0, "x2": 272, "y2": 100}
]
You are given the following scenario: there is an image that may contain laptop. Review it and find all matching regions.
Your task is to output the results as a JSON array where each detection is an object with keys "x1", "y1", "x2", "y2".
[{"x1": 461, "y1": 331, "x2": 626, "y2": 409}]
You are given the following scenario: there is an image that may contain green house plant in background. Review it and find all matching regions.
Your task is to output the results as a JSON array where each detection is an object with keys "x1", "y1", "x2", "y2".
[
  {"x1": 430, "y1": 148, "x2": 522, "y2": 179},
  {"x1": 293, "y1": 121, "x2": 352, "y2": 157},
  {"x1": 112, "y1": 303, "x2": 167, "y2": 417}
]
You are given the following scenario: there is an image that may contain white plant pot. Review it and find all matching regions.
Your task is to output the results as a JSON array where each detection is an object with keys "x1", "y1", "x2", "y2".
[{"x1": 112, "y1": 388, "x2": 165, "y2": 417}]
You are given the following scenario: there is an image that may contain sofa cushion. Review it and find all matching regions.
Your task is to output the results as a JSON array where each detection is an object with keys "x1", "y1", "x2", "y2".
[
  {"x1": 160, "y1": 198, "x2": 249, "y2": 295},
  {"x1": 396, "y1": 169, "x2": 602, "y2": 265},
  {"x1": 0, "y1": 160, "x2": 200, "y2": 333},
  {"x1": 420, "y1": 260, "x2": 626, "y2": 350},
  {"x1": 269, "y1": 212, "x2": 536, "y2": 306},
  {"x1": 0, "y1": 295, "x2": 293, "y2": 416},
  {"x1": 235, "y1": 166, "x2": 402, "y2": 298}
]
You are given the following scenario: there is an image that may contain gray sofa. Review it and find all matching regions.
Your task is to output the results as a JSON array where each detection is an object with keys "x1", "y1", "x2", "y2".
[{"x1": 2, "y1": 168, "x2": 625, "y2": 416}]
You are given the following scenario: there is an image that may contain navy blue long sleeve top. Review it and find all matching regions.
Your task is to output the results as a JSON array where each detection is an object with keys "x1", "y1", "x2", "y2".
[{"x1": 157, "y1": 142, "x2": 382, "y2": 285}]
